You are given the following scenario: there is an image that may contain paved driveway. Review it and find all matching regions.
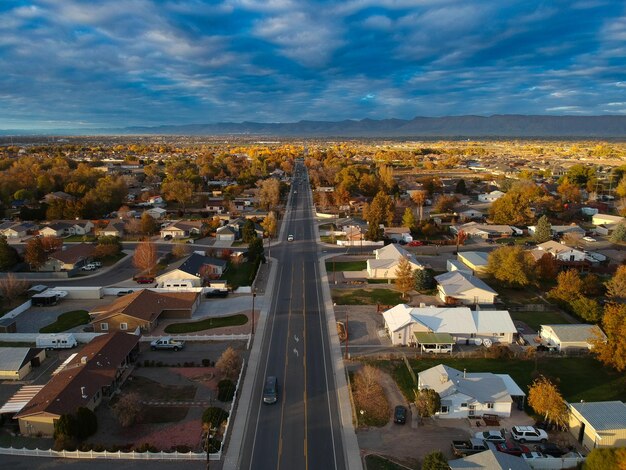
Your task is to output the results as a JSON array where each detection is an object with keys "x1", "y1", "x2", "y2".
[{"x1": 15, "y1": 298, "x2": 111, "y2": 333}]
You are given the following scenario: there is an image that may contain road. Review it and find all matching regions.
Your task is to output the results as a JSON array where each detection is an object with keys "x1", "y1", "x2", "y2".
[{"x1": 238, "y1": 163, "x2": 346, "y2": 470}]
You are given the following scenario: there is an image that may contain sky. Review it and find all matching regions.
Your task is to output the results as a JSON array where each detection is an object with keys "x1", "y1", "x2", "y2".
[{"x1": 1, "y1": 0, "x2": 626, "y2": 130}]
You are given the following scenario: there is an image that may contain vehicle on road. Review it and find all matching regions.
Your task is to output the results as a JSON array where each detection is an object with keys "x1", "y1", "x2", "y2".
[
  {"x1": 582, "y1": 236, "x2": 596, "y2": 242},
  {"x1": 263, "y1": 376, "x2": 278, "y2": 404},
  {"x1": 150, "y1": 336, "x2": 185, "y2": 351},
  {"x1": 393, "y1": 405, "x2": 407, "y2": 424},
  {"x1": 451, "y1": 438, "x2": 488, "y2": 457},
  {"x1": 475, "y1": 430, "x2": 506, "y2": 443},
  {"x1": 511, "y1": 425, "x2": 548, "y2": 443},
  {"x1": 135, "y1": 276, "x2": 155, "y2": 284},
  {"x1": 205, "y1": 288, "x2": 229, "y2": 298},
  {"x1": 287, "y1": 234, "x2": 294, "y2": 242},
  {"x1": 495, "y1": 441, "x2": 530, "y2": 456},
  {"x1": 92, "y1": 261, "x2": 102, "y2": 268}
]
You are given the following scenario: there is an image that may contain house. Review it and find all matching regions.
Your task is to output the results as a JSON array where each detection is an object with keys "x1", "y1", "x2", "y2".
[
  {"x1": 42, "y1": 191, "x2": 75, "y2": 203},
  {"x1": 234, "y1": 197, "x2": 256, "y2": 211},
  {"x1": 366, "y1": 244, "x2": 423, "y2": 279},
  {"x1": 0, "y1": 348, "x2": 46, "y2": 380},
  {"x1": 145, "y1": 207, "x2": 167, "y2": 219},
  {"x1": 216, "y1": 225, "x2": 237, "y2": 242},
  {"x1": 148, "y1": 195, "x2": 164, "y2": 205},
  {"x1": 156, "y1": 253, "x2": 228, "y2": 287},
  {"x1": 418, "y1": 364, "x2": 525, "y2": 419},
  {"x1": 532, "y1": 240, "x2": 586, "y2": 262},
  {"x1": 450, "y1": 222, "x2": 513, "y2": 239},
  {"x1": 15, "y1": 332, "x2": 139, "y2": 437},
  {"x1": 97, "y1": 221, "x2": 125, "y2": 237},
  {"x1": 383, "y1": 227, "x2": 413, "y2": 243},
  {"x1": 336, "y1": 217, "x2": 368, "y2": 235},
  {"x1": 0, "y1": 222, "x2": 32, "y2": 239},
  {"x1": 160, "y1": 220, "x2": 205, "y2": 239},
  {"x1": 89, "y1": 289, "x2": 200, "y2": 333},
  {"x1": 39, "y1": 222, "x2": 72, "y2": 238},
  {"x1": 40, "y1": 243, "x2": 96, "y2": 272},
  {"x1": 434, "y1": 271, "x2": 498, "y2": 305},
  {"x1": 446, "y1": 259, "x2": 473, "y2": 275},
  {"x1": 206, "y1": 199, "x2": 227, "y2": 214},
  {"x1": 568, "y1": 401, "x2": 626, "y2": 449},
  {"x1": 592, "y1": 213, "x2": 624, "y2": 227},
  {"x1": 457, "y1": 251, "x2": 489, "y2": 274},
  {"x1": 382, "y1": 304, "x2": 516, "y2": 350},
  {"x1": 449, "y1": 448, "x2": 530, "y2": 470},
  {"x1": 67, "y1": 220, "x2": 94, "y2": 235},
  {"x1": 539, "y1": 324, "x2": 606, "y2": 352},
  {"x1": 478, "y1": 190, "x2": 505, "y2": 203},
  {"x1": 458, "y1": 208, "x2": 484, "y2": 221}
]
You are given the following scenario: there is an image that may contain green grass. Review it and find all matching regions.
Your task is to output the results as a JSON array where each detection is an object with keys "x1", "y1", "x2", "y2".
[
  {"x1": 383, "y1": 357, "x2": 626, "y2": 404},
  {"x1": 326, "y1": 261, "x2": 367, "y2": 272},
  {"x1": 221, "y1": 261, "x2": 256, "y2": 288},
  {"x1": 365, "y1": 454, "x2": 414, "y2": 470},
  {"x1": 510, "y1": 310, "x2": 575, "y2": 331},
  {"x1": 331, "y1": 288, "x2": 403, "y2": 305},
  {"x1": 164, "y1": 314, "x2": 248, "y2": 333},
  {"x1": 39, "y1": 310, "x2": 89, "y2": 333},
  {"x1": 64, "y1": 235, "x2": 97, "y2": 242}
]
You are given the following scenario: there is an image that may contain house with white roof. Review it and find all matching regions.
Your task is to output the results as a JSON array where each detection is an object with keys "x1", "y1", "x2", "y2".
[
  {"x1": 457, "y1": 251, "x2": 489, "y2": 274},
  {"x1": 592, "y1": 213, "x2": 624, "y2": 227},
  {"x1": 531, "y1": 240, "x2": 586, "y2": 262},
  {"x1": 434, "y1": 271, "x2": 498, "y2": 305},
  {"x1": 449, "y1": 448, "x2": 530, "y2": 470},
  {"x1": 418, "y1": 364, "x2": 525, "y2": 419},
  {"x1": 450, "y1": 221, "x2": 513, "y2": 239},
  {"x1": 528, "y1": 224, "x2": 586, "y2": 238},
  {"x1": 568, "y1": 401, "x2": 626, "y2": 449},
  {"x1": 367, "y1": 244, "x2": 423, "y2": 279},
  {"x1": 383, "y1": 227, "x2": 413, "y2": 243},
  {"x1": 478, "y1": 190, "x2": 505, "y2": 203},
  {"x1": 145, "y1": 207, "x2": 167, "y2": 219},
  {"x1": 381, "y1": 304, "x2": 516, "y2": 349},
  {"x1": 539, "y1": 324, "x2": 606, "y2": 352}
]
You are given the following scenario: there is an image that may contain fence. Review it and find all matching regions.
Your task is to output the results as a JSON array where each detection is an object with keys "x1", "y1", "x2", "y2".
[
  {"x1": 219, "y1": 358, "x2": 245, "y2": 455},
  {"x1": 0, "y1": 333, "x2": 103, "y2": 344},
  {"x1": 141, "y1": 334, "x2": 252, "y2": 349},
  {"x1": 2, "y1": 300, "x2": 31, "y2": 319},
  {"x1": 0, "y1": 448, "x2": 206, "y2": 460},
  {"x1": 508, "y1": 304, "x2": 548, "y2": 312}
]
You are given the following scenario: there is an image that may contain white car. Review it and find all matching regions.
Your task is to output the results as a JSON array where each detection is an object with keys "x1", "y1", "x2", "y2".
[
  {"x1": 474, "y1": 430, "x2": 505, "y2": 443},
  {"x1": 521, "y1": 452, "x2": 548, "y2": 460},
  {"x1": 511, "y1": 425, "x2": 548, "y2": 443},
  {"x1": 582, "y1": 236, "x2": 596, "y2": 242},
  {"x1": 287, "y1": 234, "x2": 294, "y2": 242}
]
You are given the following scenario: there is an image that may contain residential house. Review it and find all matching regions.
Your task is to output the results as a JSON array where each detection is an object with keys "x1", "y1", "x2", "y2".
[
  {"x1": 160, "y1": 220, "x2": 205, "y2": 239},
  {"x1": 539, "y1": 324, "x2": 606, "y2": 352},
  {"x1": 418, "y1": 364, "x2": 525, "y2": 419},
  {"x1": 148, "y1": 195, "x2": 164, "y2": 205},
  {"x1": 145, "y1": 207, "x2": 167, "y2": 219},
  {"x1": 228, "y1": 218, "x2": 264, "y2": 239},
  {"x1": 457, "y1": 251, "x2": 489, "y2": 274},
  {"x1": 89, "y1": 289, "x2": 200, "y2": 333},
  {"x1": 15, "y1": 332, "x2": 139, "y2": 436},
  {"x1": 206, "y1": 199, "x2": 227, "y2": 214},
  {"x1": 42, "y1": 191, "x2": 75, "y2": 204},
  {"x1": 450, "y1": 222, "x2": 513, "y2": 239},
  {"x1": 382, "y1": 304, "x2": 516, "y2": 350},
  {"x1": 383, "y1": 227, "x2": 413, "y2": 243},
  {"x1": 40, "y1": 243, "x2": 96, "y2": 271},
  {"x1": 336, "y1": 217, "x2": 368, "y2": 234},
  {"x1": 529, "y1": 224, "x2": 586, "y2": 238},
  {"x1": 592, "y1": 213, "x2": 624, "y2": 227},
  {"x1": 216, "y1": 225, "x2": 237, "y2": 242},
  {"x1": 568, "y1": 401, "x2": 626, "y2": 449},
  {"x1": 156, "y1": 253, "x2": 228, "y2": 287},
  {"x1": 458, "y1": 208, "x2": 484, "y2": 221},
  {"x1": 446, "y1": 259, "x2": 473, "y2": 275},
  {"x1": 39, "y1": 222, "x2": 72, "y2": 238},
  {"x1": 234, "y1": 197, "x2": 256, "y2": 211},
  {"x1": 97, "y1": 221, "x2": 125, "y2": 238},
  {"x1": 0, "y1": 348, "x2": 46, "y2": 381},
  {"x1": 435, "y1": 271, "x2": 498, "y2": 305},
  {"x1": 449, "y1": 448, "x2": 530, "y2": 470},
  {"x1": 366, "y1": 244, "x2": 423, "y2": 279},
  {"x1": 531, "y1": 240, "x2": 586, "y2": 262},
  {"x1": 0, "y1": 222, "x2": 33, "y2": 239},
  {"x1": 477, "y1": 190, "x2": 505, "y2": 203}
]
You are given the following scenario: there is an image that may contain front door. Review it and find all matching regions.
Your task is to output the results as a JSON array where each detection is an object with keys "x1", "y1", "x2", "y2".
[{"x1": 578, "y1": 422, "x2": 585, "y2": 443}]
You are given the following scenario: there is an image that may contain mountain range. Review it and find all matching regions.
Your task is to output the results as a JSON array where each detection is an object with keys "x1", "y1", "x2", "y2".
[{"x1": 3, "y1": 115, "x2": 626, "y2": 137}]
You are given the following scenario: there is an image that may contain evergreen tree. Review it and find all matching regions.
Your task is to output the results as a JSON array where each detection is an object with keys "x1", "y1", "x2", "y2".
[
  {"x1": 610, "y1": 222, "x2": 626, "y2": 243},
  {"x1": 422, "y1": 451, "x2": 448, "y2": 470},
  {"x1": 414, "y1": 268, "x2": 434, "y2": 291},
  {"x1": 533, "y1": 215, "x2": 552, "y2": 243},
  {"x1": 401, "y1": 207, "x2": 416, "y2": 231},
  {"x1": 0, "y1": 236, "x2": 19, "y2": 270},
  {"x1": 395, "y1": 257, "x2": 415, "y2": 300},
  {"x1": 242, "y1": 219, "x2": 257, "y2": 243},
  {"x1": 455, "y1": 178, "x2": 467, "y2": 194}
]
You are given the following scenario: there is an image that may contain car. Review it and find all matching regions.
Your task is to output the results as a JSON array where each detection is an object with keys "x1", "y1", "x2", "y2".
[
  {"x1": 398, "y1": 239, "x2": 407, "y2": 245},
  {"x1": 263, "y1": 376, "x2": 278, "y2": 404},
  {"x1": 534, "y1": 443, "x2": 566, "y2": 457},
  {"x1": 92, "y1": 261, "x2": 102, "y2": 268},
  {"x1": 150, "y1": 336, "x2": 185, "y2": 351},
  {"x1": 582, "y1": 236, "x2": 596, "y2": 242},
  {"x1": 475, "y1": 430, "x2": 506, "y2": 443},
  {"x1": 205, "y1": 289, "x2": 229, "y2": 298},
  {"x1": 486, "y1": 238, "x2": 496, "y2": 244},
  {"x1": 287, "y1": 234, "x2": 294, "y2": 242},
  {"x1": 521, "y1": 452, "x2": 548, "y2": 460},
  {"x1": 393, "y1": 405, "x2": 407, "y2": 424},
  {"x1": 511, "y1": 425, "x2": 548, "y2": 443},
  {"x1": 495, "y1": 441, "x2": 531, "y2": 456},
  {"x1": 163, "y1": 234, "x2": 172, "y2": 240},
  {"x1": 117, "y1": 289, "x2": 133, "y2": 297},
  {"x1": 408, "y1": 240, "x2": 423, "y2": 247},
  {"x1": 135, "y1": 276, "x2": 155, "y2": 284},
  {"x1": 81, "y1": 263, "x2": 97, "y2": 271}
]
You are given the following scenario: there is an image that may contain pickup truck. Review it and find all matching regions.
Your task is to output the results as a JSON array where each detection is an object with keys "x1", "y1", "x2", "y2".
[
  {"x1": 451, "y1": 438, "x2": 488, "y2": 457},
  {"x1": 150, "y1": 337, "x2": 185, "y2": 351}
]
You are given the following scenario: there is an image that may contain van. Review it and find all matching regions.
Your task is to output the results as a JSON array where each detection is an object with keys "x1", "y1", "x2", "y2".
[{"x1": 263, "y1": 376, "x2": 278, "y2": 404}]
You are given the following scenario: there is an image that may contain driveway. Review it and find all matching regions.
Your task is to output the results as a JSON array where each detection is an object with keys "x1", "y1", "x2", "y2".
[{"x1": 15, "y1": 298, "x2": 111, "y2": 333}]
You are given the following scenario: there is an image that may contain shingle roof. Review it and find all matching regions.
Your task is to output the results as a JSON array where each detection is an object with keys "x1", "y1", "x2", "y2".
[
  {"x1": 435, "y1": 271, "x2": 497, "y2": 295},
  {"x1": 49, "y1": 243, "x2": 95, "y2": 264},
  {"x1": 541, "y1": 324, "x2": 606, "y2": 343},
  {"x1": 177, "y1": 253, "x2": 227, "y2": 276},
  {"x1": 448, "y1": 448, "x2": 530, "y2": 469},
  {"x1": 570, "y1": 401, "x2": 626, "y2": 432}
]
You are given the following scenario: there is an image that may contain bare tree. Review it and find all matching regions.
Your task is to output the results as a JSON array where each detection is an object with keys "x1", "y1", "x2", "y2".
[
  {"x1": 111, "y1": 392, "x2": 142, "y2": 428},
  {"x1": 0, "y1": 274, "x2": 29, "y2": 307},
  {"x1": 133, "y1": 241, "x2": 158, "y2": 276},
  {"x1": 258, "y1": 178, "x2": 281, "y2": 211},
  {"x1": 216, "y1": 347, "x2": 242, "y2": 380},
  {"x1": 411, "y1": 190, "x2": 427, "y2": 222},
  {"x1": 171, "y1": 242, "x2": 189, "y2": 259}
]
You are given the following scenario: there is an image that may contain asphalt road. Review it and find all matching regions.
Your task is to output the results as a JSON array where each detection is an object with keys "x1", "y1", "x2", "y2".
[{"x1": 238, "y1": 164, "x2": 346, "y2": 470}]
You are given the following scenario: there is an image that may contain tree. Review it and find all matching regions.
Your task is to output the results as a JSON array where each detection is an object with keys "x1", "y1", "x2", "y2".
[
  {"x1": 241, "y1": 219, "x2": 257, "y2": 243},
  {"x1": 422, "y1": 451, "x2": 448, "y2": 470},
  {"x1": 0, "y1": 236, "x2": 19, "y2": 270},
  {"x1": 248, "y1": 237, "x2": 264, "y2": 262},
  {"x1": 455, "y1": 178, "x2": 467, "y2": 194},
  {"x1": 261, "y1": 211, "x2": 277, "y2": 238},
  {"x1": 411, "y1": 190, "x2": 427, "y2": 222},
  {"x1": 41, "y1": 236, "x2": 63, "y2": 253},
  {"x1": 570, "y1": 296, "x2": 603, "y2": 322},
  {"x1": 140, "y1": 212, "x2": 159, "y2": 235},
  {"x1": 432, "y1": 195, "x2": 456, "y2": 214},
  {"x1": 401, "y1": 207, "x2": 416, "y2": 232},
  {"x1": 54, "y1": 413, "x2": 76, "y2": 440},
  {"x1": 487, "y1": 246, "x2": 536, "y2": 288},
  {"x1": 606, "y1": 265, "x2": 626, "y2": 302},
  {"x1": 415, "y1": 388, "x2": 441, "y2": 418},
  {"x1": 171, "y1": 242, "x2": 189, "y2": 259},
  {"x1": 133, "y1": 241, "x2": 158, "y2": 276},
  {"x1": 74, "y1": 407, "x2": 98, "y2": 439},
  {"x1": 533, "y1": 215, "x2": 552, "y2": 243},
  {"x1": 216, "y1": 347, "x2": 242, "y2": 380},
  {"x1": 365, "y1": 191, "x2": 394, "y2": 240},
  {"x1": 609, "y1": 222, "x2": 626, "y2": 243},
  {"x1": 24, "y1": 237, "x2": 47, "y2": 270},
  {"x1": 592, "y1": 303, "x2": 626, "y2": 371},
  {"x1": 112, "y1": 392, "x2": 142, "y2": 428},
  {"x1": 548, "y1": 269, "x2": 584, "y2": 304},
  {"x1": 535, "y1": 253, "x2": 558, "y2": 281},
  {"x1": 414, "y1": 268, "x2": 434, "y2": 291},
  {"x1": 0, "y1": 274, "x2": 29, "y2": 307},
  {"x1": 258, "y1": 178, "x2": 281, "y2": 210},
  {"x1": 353, "y1": 365, "x2": 389, "y2": 425},
  {"x1": 583, "y1": 447, "x2": 626, "y2": 470},
  {"x1": 94, "y1": 235, "x2": 121, "y2": 259},
  {"x1": 489, "y1": 180, "x2": 544, "y2": 225},
  {"x1": 557, "y1": 180, "x2": 582, "y2": 203},
  {"x1": 527, "y1": 376, "x2": 568, "y2": 429},
  {"x1": 202, "y1": 406, "x2": 229, "y2": 429},
  {"x1": 395, "y1": 257, "x2": 415, "y2": 300},
  {"x1": 161, "y1": 179, "x2": 194, "y2": 212}
]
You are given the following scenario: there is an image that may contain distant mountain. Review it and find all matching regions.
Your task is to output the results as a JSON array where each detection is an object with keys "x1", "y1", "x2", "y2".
[{"x1": 3, "y1": 115, "x2": 626, "y2": 137}]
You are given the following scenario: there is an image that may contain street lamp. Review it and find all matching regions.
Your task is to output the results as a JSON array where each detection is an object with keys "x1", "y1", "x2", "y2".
[{"x1": 251, "y1": 289, "x2": 257, "y2": 335}]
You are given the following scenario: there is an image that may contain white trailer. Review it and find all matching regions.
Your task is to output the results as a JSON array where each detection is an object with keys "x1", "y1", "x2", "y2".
[{"x1": 36, "y1": 333, "x2": 78, "y2": 350}]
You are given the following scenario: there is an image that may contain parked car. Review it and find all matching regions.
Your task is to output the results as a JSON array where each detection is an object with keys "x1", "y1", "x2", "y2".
[
  {"x1": 135, "y1": 276, "x2": 155, "y2": 284},
  {"x1": 92, "y1": 261, "x2": 102, "y2": 268},
  {"x1": 393, "y1": 405, "x2": 407, "y2": 424},
  {"x1": 81, "y1": 263, "x2": 97, "y2": 271},
  {"x1": 534, "y1": 443, "x2": 566, "y2": 457},
  {"x1": 486, "y1": 238, "x2": 496, "y2": 244},
  {"x1": 408, "y1": 240, "x2": 423, "y2": 247},
  {"x1": 452, "y1": 439, "x2": 488, "y2": 457},
  {"x1": 511, "y1": 425, "x2": 548, "y2": 443},
  {"x1": 496, "y1": 441, "x2": 530, "y2": 456},
  {"x1": 287, "y1": 234, "x2": 294, "y2": 242},
  {"x1": 582, "y1": 236, "x2": 596, "y2": 242},
  {"x1": 150, "y1": 336, "x2": 185, "y2": 351},
  {"x1": 205, "y1": 289, "x2": 229, "y2": 298},
  {"x1": 117, "y1": 289, "x2": 134, "y2": 297},
  {"x1": 475, "y1": 430, "x2": 506, "y2": 443},
  {"x1": 164, "y1": 234, "x2": 173, "y2": 240},
  {"x1": 521, "y1": 452, "x2": 548, "y2": 460}
]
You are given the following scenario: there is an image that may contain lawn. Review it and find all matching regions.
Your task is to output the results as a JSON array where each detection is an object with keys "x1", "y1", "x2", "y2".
[
  {"x1": 39, "y1": 310, "x2": 90, "y2": 333},
  {"x1": 365, "y1": 454, "x2": 414, "y2": 470},
  {"x1": 510, "y1": 310, "x2": 574, "y2": 331},
  {"x1": 64, "y1": 235, "x2": 97, "y2": 242},
  {"x1": 221, "y1": 261, "x2": 257, "y2": 288},
  {"x1": 164, "y1": 314, "x2": 248, "y2": 333},
  {"x1": 331, "y1": 288, "x2": 404, "y2": 305},
  {"x1": 384, "y1": 356, "x2": 626, "y2": 405},
  {"x1": 326, "y1": 261, "x2": 367, "y2": 272}
]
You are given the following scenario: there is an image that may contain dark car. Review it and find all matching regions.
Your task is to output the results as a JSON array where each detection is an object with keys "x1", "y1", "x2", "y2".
[
  {"x1": 534, "y1": 443, "x2": 566, "y2": 457},
  {"x1": 205, "y1": 289, "x2": 229, "y2": 298},
  {"x1": 393, "y1": 405, "x2": 407, "y2": 424},
  {"x1": 117, "y1": 289, "x2": 133, "y2": 297},
  {"x1": 496, "y1": 441, "x2": 531, "y2": 456},
  {"x1": 135, "y1": 276, "x2": 155, "y2": 284}
]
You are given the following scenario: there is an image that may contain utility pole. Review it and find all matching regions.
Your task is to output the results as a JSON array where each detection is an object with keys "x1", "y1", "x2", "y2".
[
  {"x1": 251, "y1": 289, "x2": 257, "y2": 335},
  {"x1": 345, "y1": 309, "x2": 349, "y2": 359}
]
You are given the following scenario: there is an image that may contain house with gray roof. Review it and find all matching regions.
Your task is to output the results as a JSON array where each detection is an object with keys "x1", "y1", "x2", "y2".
[
  {"x1": 457, "y1": 251, "x2": 489, "y2": 274},
  {"x1": 539, "y1": 324, "x2": 606, "y2": 352},
  {"x1": 367, "y1": 243, "x2": 423, "y2": 279},
  {"x1": 448, "y1": 448, "x2": 530, "y2": 470},
  {"x1": 435, "y1": 271, "x2": 497, "y2": 305},
  {"x1": 569, "y1": 401, "x2": 626, "y2": 449},
  {"x1": 0, "y1": 348, "x2": 46, "y2": 380},
  {"x1": 418, "y1": 364, "x2": 525, "y2": 419},
  {"x1": 156, "y1": 253, "x2": 228, "y2": 287}
]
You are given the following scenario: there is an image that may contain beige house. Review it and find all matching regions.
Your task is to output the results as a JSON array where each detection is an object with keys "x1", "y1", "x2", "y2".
[
  {"x1": 15, "y1": 333, "x2": 139, "y2": 436},
  {"x1": 568, "y1": 401, "x2": 626, "y2": 449},
  {"x1": 592, "y1": 214, "x2": 624, "y2": 227},
  {"x1": 367, "y1": 244, "x2": 423, "y2": 279},
  {"x1": 156, "y1": 253, "x2": 228, "y2": 287},
  {"x1": 539, "y1": 324, "x2": 606, "y2": 352},
  {"x1": 457, "y1": 251, "x2": 489, "y2": 274},
  {"x1": 40, "y1": 243, "x2": 96, "y2": 271},
  {"x1": 435, "y1": 271, "x2": 498, "y2": 305},
  {"x1": 0, "y1": 348, "x2": 46, "y2": 380},
  {"x1": 160, "y1": 220, "x2": 205, "y2": 239}
]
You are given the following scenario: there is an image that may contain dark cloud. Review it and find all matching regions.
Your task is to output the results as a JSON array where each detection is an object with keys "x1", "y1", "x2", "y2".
[{"x1": 0, "y1": 0, "x2": 625, "y2": 129}]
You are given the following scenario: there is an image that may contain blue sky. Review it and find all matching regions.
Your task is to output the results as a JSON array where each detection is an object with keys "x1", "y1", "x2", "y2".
[{"x1": 1, "y1": 0, "x2": 626, "y2": 129}]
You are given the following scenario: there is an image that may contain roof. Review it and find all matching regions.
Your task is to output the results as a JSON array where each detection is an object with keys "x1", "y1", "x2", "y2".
[
  {"x1": 448, "y1": 449, "x2": 530, "y2": 470},
  {"x1": 90, "y1": 289, "x2": 199, "y2": 323},
  {"x1": 413, "y1": 332, "x2": 454, "y2": 344},
  {"x1": 0, "y1": 347, "x2": 40, "y2": 372},
  {"x1": 176, "y1": 253, "x2": 228, "y2": 275},
  {"x1": 49, "y1": 243, "x2": 96, "y2": 264},
  {"x1": 471, "y1": 310, "x2": 517, "y2": 334},
  {"x1": 382, "y1": 304, "x2": 477, "y2": 334},
  {"x1": 536, "y1": 240, "x2": 585, "y2": 256},
  {"x1": 435, "y1": 271, "x2": 497, "y2": 296},
  {"x1": 569, "y1": 401, "x2": 626, "y2": 432},
  {"x1": 373, "y1": 243, "x2": 418, "y2": 264},
  {"x1": 541, "y1": 324, "x2": 606, "y2": 343},
  {"x1": 42, "y1": 222, "x2": 71, "y2": 231},
  {"x1": 16, "y1": 333, "x2": 139, "y2": 419},
  {"x1": 458, "y1": 251, "x2": 489, "y2": 267},
  {"x1": 0, "y1": 385, "x2": 45, "y2": 414}
]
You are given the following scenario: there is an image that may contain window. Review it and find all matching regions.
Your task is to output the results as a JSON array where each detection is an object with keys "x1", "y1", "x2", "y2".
[
  {"x1": 120, "y1": 323, "x2": 128, "y2": 331},
  {"x1": 461, "y1": 403, "x2": 468, "y2": 408},
  {"x1": 486, "y1": 402, "x2": 494, "y2": 409},
  {"x1": 101, "y1": 323, "x2": 108, "y2": 331},
  {"x1": 440, "y1": 406, "x2": 449, "y2": 414}
]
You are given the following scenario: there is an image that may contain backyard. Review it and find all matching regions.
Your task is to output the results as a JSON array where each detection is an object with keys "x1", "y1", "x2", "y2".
[
  {"x1": 326, "y1": 261, "x2": 367, "y2": 271},
  {"x1": 164, "y1": 314, "x2": 248, "y2": 334},
  {"x1": 331, "y1": 288, "x2": 403, "y2": 306},
  {"x1": 510, "y1": 310, "x2": 574, "y2": 331},
  {"x1": 39, "y1": 309, "x2": 90, "y2": 333},
  {"x1": 221, "y1": 261, "x2": 257, "y2": 289}
]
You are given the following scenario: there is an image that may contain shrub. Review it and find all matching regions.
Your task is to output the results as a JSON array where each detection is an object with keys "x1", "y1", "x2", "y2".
[
  {"x1": 135, "y1": 443, "x2": 158, "y2": 453},
  {"x1": 202, "y1": 406, "x2": 229, "y2": 428},
  {"x1": 217, "y1": 379, "x2": 235, "y2": 402},
  {"x1": 207, "y1": 438, "x2": 222, "y2": 453},
  {"x1": 173, "y1": 445, "x2": 192, "y2": 453},
  {"x1": 202, "y1": 358, "x2": 212, "y2": 367},
  {"x1": 74, "y1": 407, "x2": 98, "y2": 439}
]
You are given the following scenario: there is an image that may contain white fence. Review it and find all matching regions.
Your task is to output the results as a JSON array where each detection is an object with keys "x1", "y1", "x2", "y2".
[
  {"x1": 2, "y1": 300, "x2": 31, "y2": 319},
  {"x1": 219, "y1": 358, "x2": 246, "y2": 455},
  {"x1": 0, "y1": 447, "x2": 207, "y2": 460},
  {"x1": 337, "y1": 240, "x2": 383, "y2": 247},
  {"x1": 526, "y1": 454, "x2": 585, "y2": 469},
  {"x1": 141, "y1": 334, "x2": 252, "y2": 349}
]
